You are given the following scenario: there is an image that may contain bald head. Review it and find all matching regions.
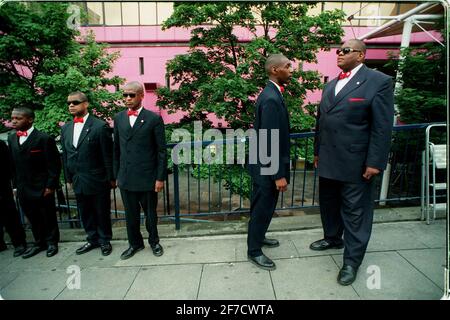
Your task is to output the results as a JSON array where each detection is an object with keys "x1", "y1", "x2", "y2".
[
  {"x1": 265, "y1": 54, "x2": 290, "y2": 75},
  {"x1": 347, "y1": 39, "x2": 366, "y2": 54},
  {"x1": 123, "y1": 81, "x2": 144, "y2": 94}
]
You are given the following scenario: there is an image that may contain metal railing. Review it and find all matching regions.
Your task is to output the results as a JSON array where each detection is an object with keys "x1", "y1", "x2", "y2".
[{"x1": 14, "y1": 122, "x2": 444, "y2": 230}]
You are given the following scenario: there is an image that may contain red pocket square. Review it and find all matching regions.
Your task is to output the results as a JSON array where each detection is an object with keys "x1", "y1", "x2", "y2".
[
  {"x1": 349, "y1": 98, "x2": 365, "y2": 102},
  {"x1": 30, "y1": 149, "x2": 43, "y2": 153}
]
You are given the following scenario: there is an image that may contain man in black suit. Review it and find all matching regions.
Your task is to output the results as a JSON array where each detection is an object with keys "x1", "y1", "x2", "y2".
[
  {"x1": 61, "y1": 92, "x2": 114, "y2": 256},
  {"x1": 8, "y1": 107, "x2": 61, "y2": 258},
  {"x1": 113, "y1": 82, "x2": 167, "y2": 260},
  {"x1": 310, "y1": 39, "x2": 394, "y2": 285},
  {"x1": 0, "y1": 140, "x2": 27, "y2": 257},
  {"x1": 247, "y1": 54, "x2": 292, "y2": 271}
]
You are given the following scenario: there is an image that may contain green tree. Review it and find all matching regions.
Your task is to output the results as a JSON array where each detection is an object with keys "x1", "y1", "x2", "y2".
[
  {"x1": 0, "y1": 2, "x2": 124, "y2": 136},
  {"x1": 158, "y1": 2, "x2": 345, "y2": 202}
]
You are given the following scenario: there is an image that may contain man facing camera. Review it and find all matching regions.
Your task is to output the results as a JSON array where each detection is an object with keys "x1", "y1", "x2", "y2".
[
  {"x1": 61, "y1": 92, "x2": 114, "y2": 256},
  {"x1": 311, "y1": 39, "x2": 394, "y2": 285},
  {"x1": 113, "y1": 82, "x2": 167, "y2": 260},
  {"x1": 8, "y1": 107, "x2": 61, "y2": 258}
]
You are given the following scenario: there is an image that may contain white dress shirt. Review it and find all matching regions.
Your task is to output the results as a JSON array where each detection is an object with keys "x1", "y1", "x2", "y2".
[
  {"x1": 335, "y1": 63, "x2": 364, "y2": 96},
  {"x1": 73, "y1": 113, "x2": 89, "y2": 147},
  {"x1": 129, "y1": 106, "x2": 143, "y2": 128},
  {"x1": 19, "y1": 126, "x2": 34, "y2": 145}
]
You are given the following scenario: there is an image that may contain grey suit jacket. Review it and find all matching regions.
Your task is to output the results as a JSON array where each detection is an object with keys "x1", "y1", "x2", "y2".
[{"x1": 314, "y1": 64, "x2": 394, "y2": 183}]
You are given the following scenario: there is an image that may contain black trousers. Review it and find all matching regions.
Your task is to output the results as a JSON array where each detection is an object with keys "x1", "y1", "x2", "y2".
[
  {"x1": 247, "y1": 182, "x2": 279, "y2": 257},
  {"x1": 19, "y1": 193, "x2": 60, "y2": 248},
  {"x1": 0, "y1": 187, "x2": 26, "y2": 247},
  {"x1": 319, "y1": 176, "x2": 375, "y2": 268},
  {"x1": 120, "y1": 189, "x2": 159, "y2": 249},
  {"x1": 75, "y1": 189, "x2": 112, "y2": 245}
]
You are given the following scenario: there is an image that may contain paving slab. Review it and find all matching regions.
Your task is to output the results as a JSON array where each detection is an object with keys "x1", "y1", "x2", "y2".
[
  {"x1": 399, "y1": 220, "x2": 446, "y2": 248},
  {"x1": 287, "y1": 229, "x2": 345, "y2": 258},
  {"x1": 270, "y1": 256, "x2": 359, "y2": 300},
  {"x1": 198, "y1": 262, "x2": 275, "y2": 300},
  {"x1": 0, "y1": 269, "x2": 68, "y2": 300},
  {"x1": 56, "y1": 267, "x2": 140, "y2": 300},
  {"x1": 125, "y1": 264, "x2": 202, "y2": 300},
  {"x1": 234, "y1": 237, "x2": 299, "y2": 261},
  {"x1": 397, "y1": 248, "x2": 446, "y2": 290},
  {"x1": 0, "y1": 272, "x2": 20, "y2": 290},
  {"x1": 332, "y1": 251, "x2": 443, "y2": 300}
]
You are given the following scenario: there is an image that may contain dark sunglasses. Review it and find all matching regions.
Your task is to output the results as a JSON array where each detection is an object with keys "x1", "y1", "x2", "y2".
[
  {"x1": 336, "y1": 47, "x2": 362, "y2": 55},
  {"x1": 123, "y1": 93, "x2": 136, "y2": 98},
  {"x1": 67, "y1": 100, "x2": 86, "y2": 106}
]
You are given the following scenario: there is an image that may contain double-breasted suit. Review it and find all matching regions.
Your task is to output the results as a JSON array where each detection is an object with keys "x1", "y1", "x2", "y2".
[
  {"x1": 8, "y1": 128, "x2": 61, "y2": 248},
  {"x1": 61, "y1": 115, "x2": 114, "y2": 245},
  {"x1": 314, "y1": 64, "x2": 394, "y2": 268},
  {"x1": 113, "y1": 108, "x2": 167, "y2": 249}
]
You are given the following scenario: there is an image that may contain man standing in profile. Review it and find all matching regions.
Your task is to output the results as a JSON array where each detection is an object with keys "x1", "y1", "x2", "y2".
[
  {"x1": 0, "y1": 139, "x2": 27, "y2": 257},
  {"x1": 113, "y1": 82, "x2": 167, "y2": 260},
  {"x1": 61, "y1": 92, "x2": 114, "y2": 256},
  {"x1": 311, "y1": 39, "x2": 394, "y2": 285},
  {"x1": 8, "y1": 107, "x2": 61, "y2": 259},
  {"x1": 247, "y1": 54, "x2": 292, "y2": 271}
]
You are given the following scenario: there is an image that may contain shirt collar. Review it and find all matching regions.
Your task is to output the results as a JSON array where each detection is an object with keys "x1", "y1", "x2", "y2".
[
  {"x1": 269, "y1": 80, "x2": 282, "y2": 94},
  {"x1": 26, "y1": 126, "x2": 34, "y2": 135}
]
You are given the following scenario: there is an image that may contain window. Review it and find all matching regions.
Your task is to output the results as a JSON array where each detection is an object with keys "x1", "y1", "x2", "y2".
[
  {"x1": 378, "y1": 2, "x2": 398, "y2": 25},
  {"x1": 157, "y1": 2, "x2": 174, "y2": 25},
  {"x1": 86, "y1": 2, "x2": 103, "y2": 25},
  {"x1": 324, "y1": 2, "x2": 343, "y2": 11},
  {"x1": 360, "y1": 2, "x2": 380, "y2": 26},
  {"x1": 399, "y1": 3, "x2": 417, "y2": 14},
  {"x1": 139, "y1": 2, "x2": 157, "y2": 25},
  {"x1": 104, "y1": 2, "x2": 122, "y2": 26},
  {"x1": 122, "y1": 2, "x2": 139, "y2": 26},
  {"x1": 307, "y1": 3, "x2": 322, "y2": 16}
]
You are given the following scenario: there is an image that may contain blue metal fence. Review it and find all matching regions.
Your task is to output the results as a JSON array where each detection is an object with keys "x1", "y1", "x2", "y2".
[{"x1": 14, "y1": 122, "x2": 444, "y2": 230}]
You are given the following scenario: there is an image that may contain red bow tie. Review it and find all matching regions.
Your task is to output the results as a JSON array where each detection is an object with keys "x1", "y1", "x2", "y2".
[
  {"x1": 73, "y1": 117, "x2": 84, "y2": 123},
  {"x1": 127, "y1": 110, "x2": 139, "y2": 117},
  {"x1": 16, "y1": 131, "x2": 28, "y2": 137},
  {"x1": 338, "y1": 71, "x2": 351, "y2": 80},
  {"x1": 279, "y1": 86, "x2": 285, "y2": 93}
]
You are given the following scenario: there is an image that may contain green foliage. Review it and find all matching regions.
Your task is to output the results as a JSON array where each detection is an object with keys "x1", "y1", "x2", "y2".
[
  {"x1": 0, "y1": 2, "x2": 124, "y2": 135},
  {"x1": 385, "y1": 42, "x2": 446, "y2": 124},
  {"x1": 158, "y1": 2, "x2": 345, "y2": 199}
]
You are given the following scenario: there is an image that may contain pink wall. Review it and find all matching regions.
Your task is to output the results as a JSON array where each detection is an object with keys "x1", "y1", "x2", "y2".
[{"x1": 81, "y1": 25, "x2": 441, "y2": 125}]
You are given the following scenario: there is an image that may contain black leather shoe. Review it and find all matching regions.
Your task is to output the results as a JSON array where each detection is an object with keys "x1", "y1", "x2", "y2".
[
  {"x1": 338, "y1": 265, "x2": 358, "y2": 286},
  {"x1": 101, "y1": 243, "x2": 112, "y2": 256},
  {"x1": 262, "y1": 238, "x2": 279, "y2": 248},
  {"x1": 151, "y1": 243, "x2": 163, "y2": 257},
  {"x1": 76, "y1": 242, "x2": 100, "y2": 255},
  {"x1": 120, "y1": 246, "x2": 144, "y2": 260},
  {"x1": 13, "y1": 244, "x2": 27, "y2": 257},
  {"x1": 309, "y1": 239, "x2": 344, "y2": 251},
  {"x1": 248, "y1": 254, "x2": 276, "y2": 271},
  {"x1": 46, "y1": 245, "x2": 58, "y2": 257},
  {"x1": 22, "y1": 246, "x2": 45, "y2": 259}
]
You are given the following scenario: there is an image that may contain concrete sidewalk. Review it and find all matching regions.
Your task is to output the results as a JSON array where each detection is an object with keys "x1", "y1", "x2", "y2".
[{"x1": 0, "y1": 217, "x2": 446, "y2": 300}]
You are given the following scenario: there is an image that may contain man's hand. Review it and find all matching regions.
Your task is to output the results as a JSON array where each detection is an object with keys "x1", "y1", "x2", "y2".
[
  {"x1": 155, "y1": 180, "x2": 164, "y2": 193},
  {"x1": 363, "y1": 166, "x2": 380, "y2": 180},
  {"x1": 43, "y1": 188, "x2": 55, "y2": 197},
  {"x1": 110, "y1": 181, "x2": 117, "y2": 189},
  {"x1": 314, "y1": 156, "x2": 319, "y2": 169},
  {"x1": 275, "y1": 178, "x2": 288, "y2": 192}
]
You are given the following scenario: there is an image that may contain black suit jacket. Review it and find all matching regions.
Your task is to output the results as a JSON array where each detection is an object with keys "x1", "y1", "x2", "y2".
[
  {"x1": 113, "y1": 108, "x2": 167, "y2": 192},
  {"x1": 8, "y1": 128, "x2": 61, "y2": 199},
  {"x1": 249, "y1": 81, "x2": 291, "y2": 186},
  {"x1": 61, "y1": 115, "x2": 113, "y2": 195},
  {"x1": 0, "y1": 140, "x2": 13, "y2": 196},
  {"x1": 314, "y1": 64, "x2": 394, "y2": 183}
]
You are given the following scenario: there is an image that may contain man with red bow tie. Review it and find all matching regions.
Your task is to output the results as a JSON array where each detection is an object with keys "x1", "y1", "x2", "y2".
[
  {"x1": 311, "y1": 39, "x2": 394, "y2": 285},
  {"x1": 8, "y1": 107, "x2": 61, "y2": 259},
  {"x1": 61, "y1": 92, "x2": 114, "y2": 256},
  {"x1": 113, "y1": 82, "x2": 167, "y2": 260}
]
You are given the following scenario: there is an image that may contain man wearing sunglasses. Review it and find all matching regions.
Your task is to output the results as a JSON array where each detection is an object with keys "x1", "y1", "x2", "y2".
[
  {"x1": 113, "y1": 82, "x2": 167, "y2": 260},
  {"x1": 61, "y1": 92, "x2": 114, "y2": 256},
  {"x1": 311, "y1": 39, "x2": 394, "y2": 285}
]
